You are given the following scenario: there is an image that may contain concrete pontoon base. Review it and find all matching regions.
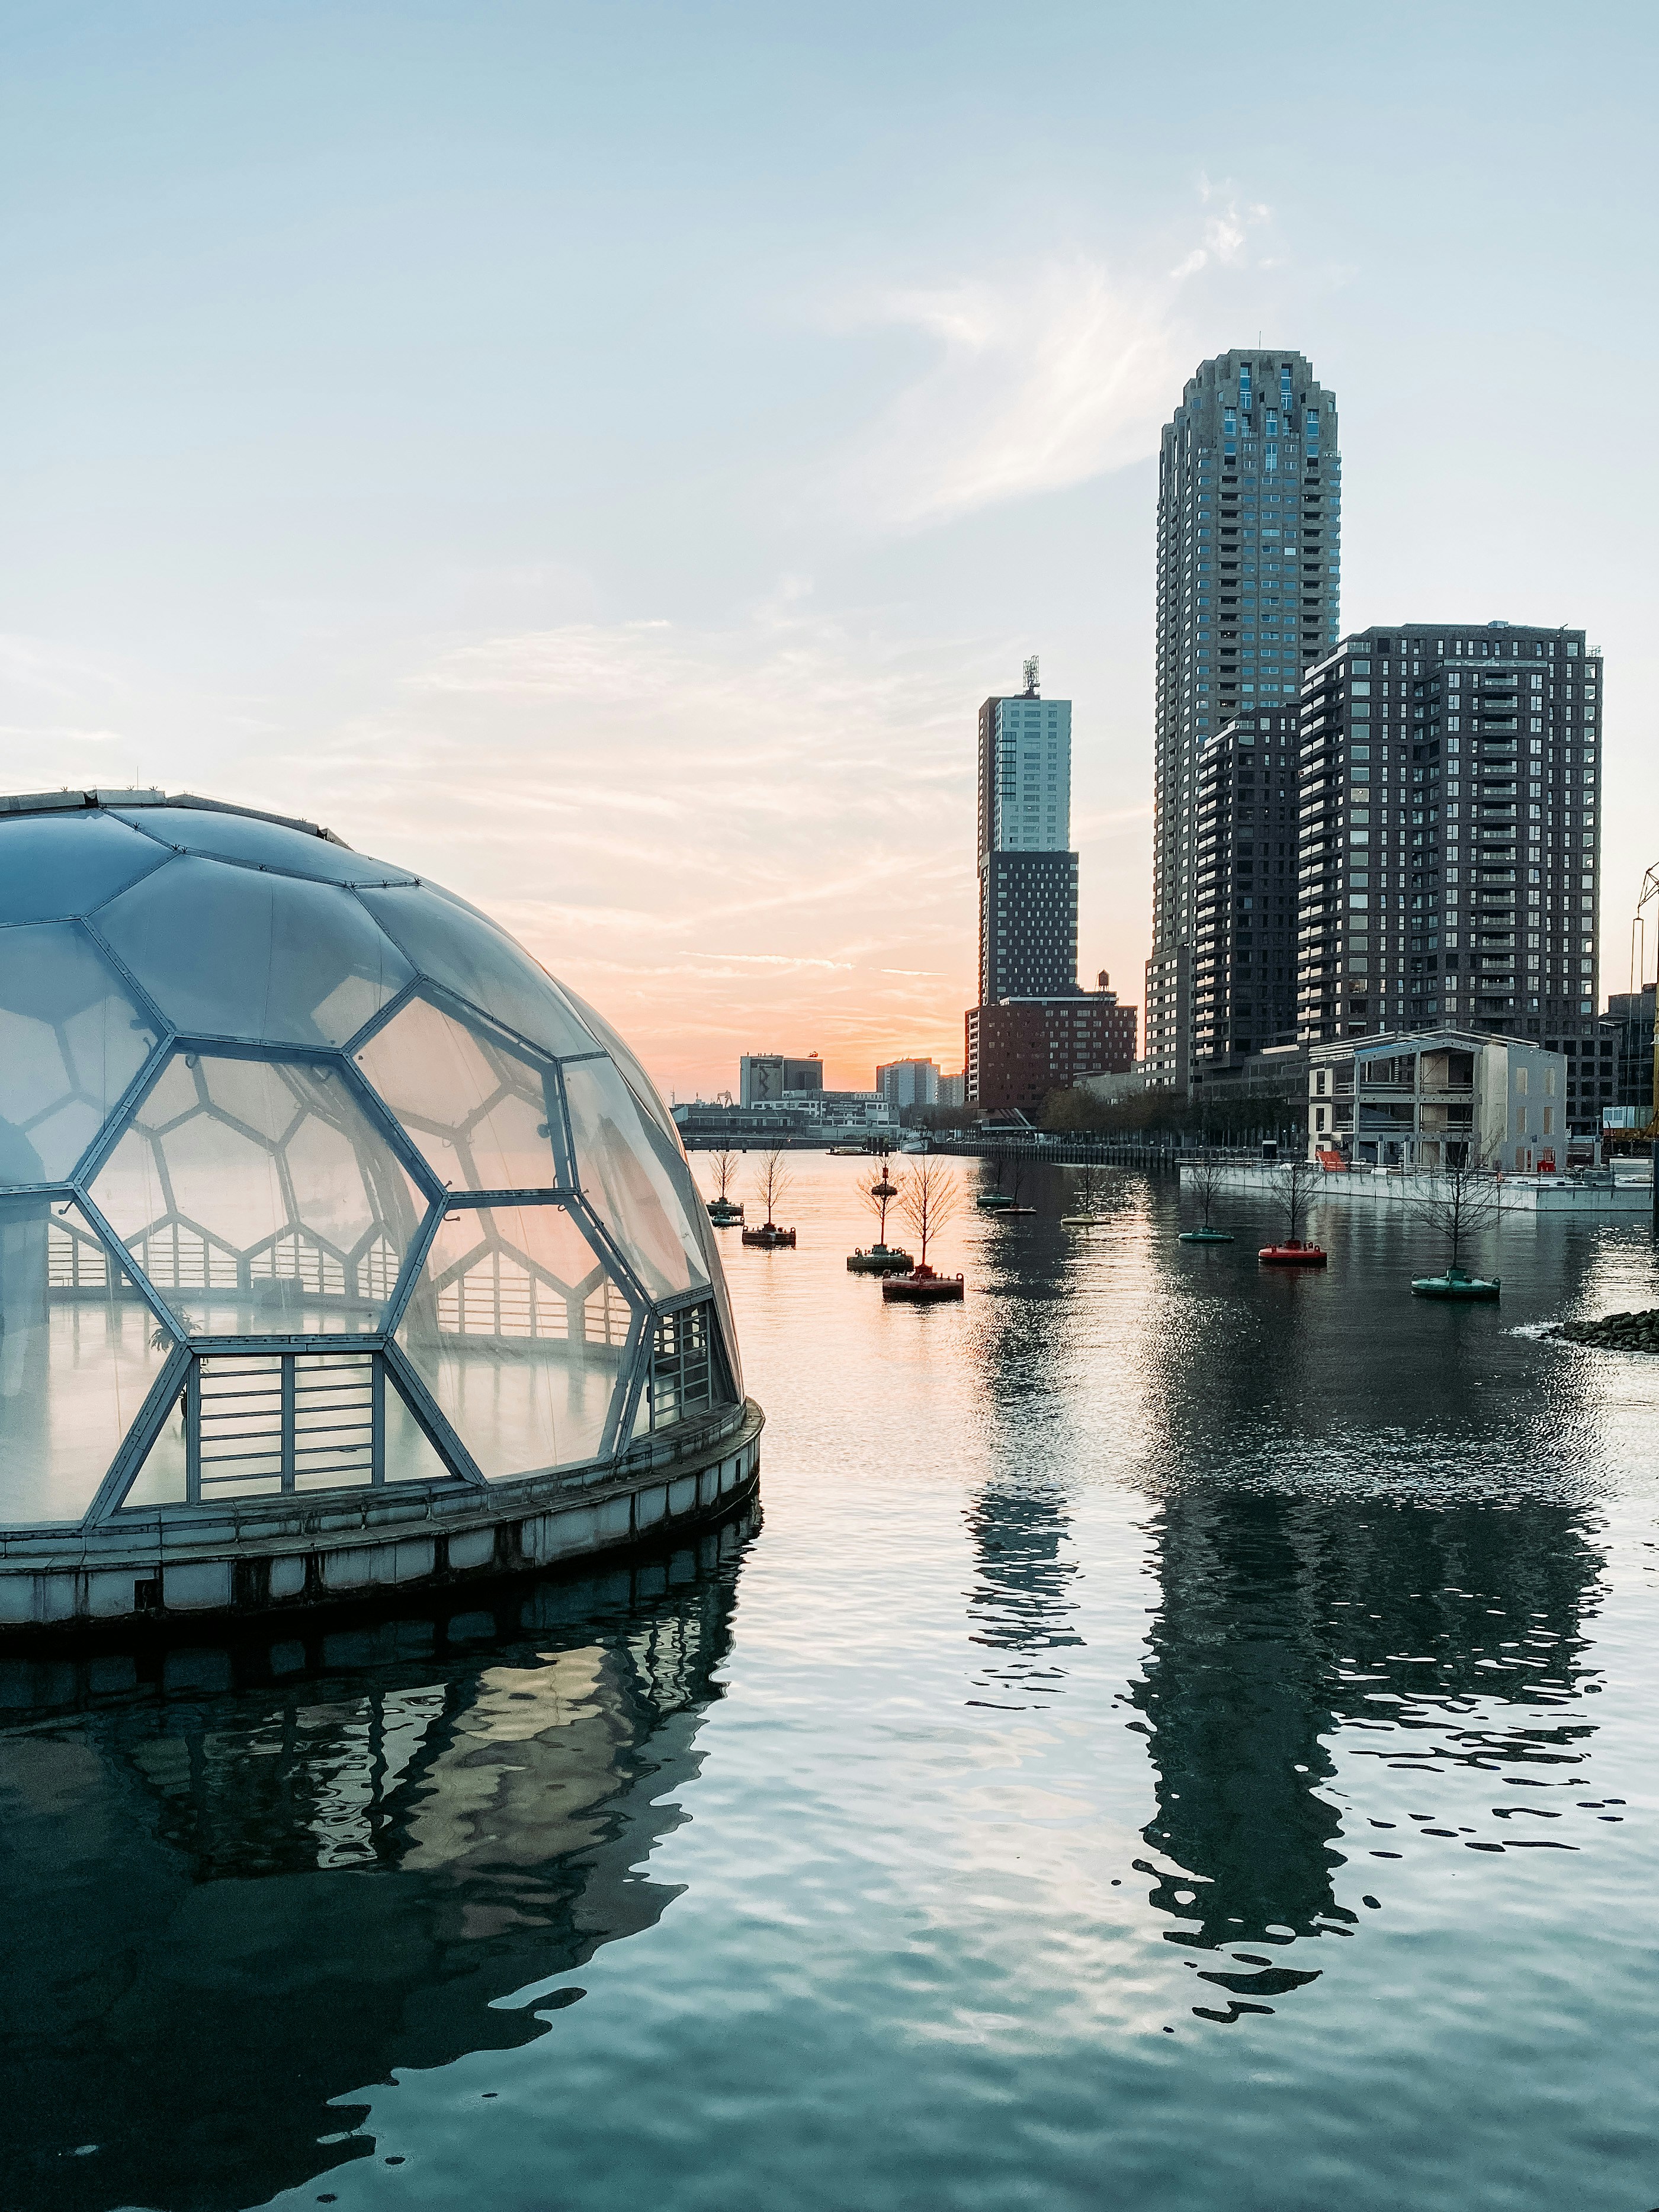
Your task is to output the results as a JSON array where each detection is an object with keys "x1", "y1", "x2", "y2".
[{"x1": 0, "y1": 1398, "x2": 763, "y2": 1642}]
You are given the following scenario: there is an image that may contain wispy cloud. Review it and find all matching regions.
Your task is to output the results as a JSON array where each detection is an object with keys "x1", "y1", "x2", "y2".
[{"x1": 824, "y1": 184, "x2": 1279, "y2": 528}]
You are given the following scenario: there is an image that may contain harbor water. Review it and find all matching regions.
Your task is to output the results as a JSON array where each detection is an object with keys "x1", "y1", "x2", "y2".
[{"x1": 5, "y1": 1153, "x2": 1659, "y2": 2211}]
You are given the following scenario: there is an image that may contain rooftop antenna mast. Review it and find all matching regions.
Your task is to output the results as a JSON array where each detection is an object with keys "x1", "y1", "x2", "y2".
[{"x1": 1022, "y1": 654, "x2": 1039, "y2": 698}]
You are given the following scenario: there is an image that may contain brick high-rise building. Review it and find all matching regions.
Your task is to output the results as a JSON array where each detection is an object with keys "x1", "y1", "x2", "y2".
[
  {"x1": 966, "y1": 979, "x2": 1137, "y2": 1118},
  {"x1": 1146, "y1": 350, "x2": 1341, "y2": 1091}
]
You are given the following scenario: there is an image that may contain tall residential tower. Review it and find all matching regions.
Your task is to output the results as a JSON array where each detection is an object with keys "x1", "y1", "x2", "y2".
[
  {"x1": 1145, "y1": 351, "x2": 1341, "y2": 1089},
  {"x1": 967, "y1": 663, "x2": 1138, "y2": 1110},
  {"x1": 976, "y1": 666, "x2": 1077, "y2": 1004},
  {"x1": 1293, "y1": 622, "x2": 1602, "y2": 1070}
]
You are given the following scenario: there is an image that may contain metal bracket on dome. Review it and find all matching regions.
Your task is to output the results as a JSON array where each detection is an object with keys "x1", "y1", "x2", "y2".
[
  {"x1": 559, "y1": 1187, "x2": 654, "y2": 1317},
  {"x1": 610, "y1": 1309, "x2": 654, "y2": 1451}
]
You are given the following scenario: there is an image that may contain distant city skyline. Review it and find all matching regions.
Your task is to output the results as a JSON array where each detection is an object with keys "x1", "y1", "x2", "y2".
[{"x1": 1, "y1": 7, "x2": 1653, "y2": 1097}]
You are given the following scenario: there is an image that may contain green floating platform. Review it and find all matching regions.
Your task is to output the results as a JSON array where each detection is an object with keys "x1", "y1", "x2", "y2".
[
  {"x1": 1411, "y1": 1267, "x2": 1500, "y2": 1301},
  {"x1": 1179, "y1": 1227, "x2": 1235, "y2": 1244}
]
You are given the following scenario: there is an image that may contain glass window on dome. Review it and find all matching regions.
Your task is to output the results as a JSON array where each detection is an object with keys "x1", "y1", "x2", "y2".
[
  {"x1": 395, "y1": 1200, "x2": 638, "y2": 1479},
  {"x1": 0, "y1": 1194, "x2": 184, "y2": 1525}
]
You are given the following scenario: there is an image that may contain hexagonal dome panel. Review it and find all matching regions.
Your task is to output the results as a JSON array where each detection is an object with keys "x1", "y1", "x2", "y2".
[
  {"x1": 396, "y1": 1200, "x2": 636, "y2": 1479},
  {"x1": 355, "y1": 884, "x2": 596, "y2": 1061},
  {"x1": 0, "y1": 923, "x2": 162, "y2": 1187},
  {"x1": 0, "y1": 811, "x2": 169, "y2": 926},
  {"x1": 561, "y1": 1057, "x2": 709, "y2": 1302},
  {"x1": 0, "y1": 1194, "x2": 183, "y2": 1524},
  {"x1": 95, "y1": 856, "x2": 413, "y2": 1047},
  {"x1": 90, "y1": 1051, "x2": 429, "y2": 1334},
  {"x1": 353, "y1": 996, "x2": 561, "y2": 1192}
]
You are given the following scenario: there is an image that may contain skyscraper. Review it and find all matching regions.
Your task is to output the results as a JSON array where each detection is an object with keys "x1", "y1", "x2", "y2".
[
  {"x1": 1145, "y1": 351, "x2": 1342, "y2": 1090},
  {"x1": 977, "y1": 665, "x2": 1077, "y2": 1004},
  {"x1": 1294, "y1": 621, "x2": 1602, "y2": 1051},
  {"x1": 1189, "y1": 706, "x2": 1299, "y2": 1080},
  {"x1": 967, "y1": 663, "x2": 1135, "y2": 1110}
]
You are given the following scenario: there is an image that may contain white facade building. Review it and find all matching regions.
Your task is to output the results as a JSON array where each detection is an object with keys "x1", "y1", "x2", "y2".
[
  {"x1": 875, "y1": 1059, "x2": 940, "y2": 1109},
  {"x1": 1307, "y1": 1026, "x2": 1571, "y2": 1171}
]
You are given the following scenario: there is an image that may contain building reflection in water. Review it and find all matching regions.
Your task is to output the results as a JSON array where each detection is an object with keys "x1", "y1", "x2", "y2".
[
  {"x1": 964, "y1": 1169, "x2": 1607, "y2": 2024},
  {"x1": 0, "y1": 1511, "x2": 755, "y2": 2212},
  {"x1": 962, "y1": 1192, "x2": 1097, "y2": 1705},
  {"x1": 1129, "y1": 1492, "x2": 1600, "y2": 2020},
  {"x1": 965, "y1": 1482, "x2": 1082, "y2": 1704}
]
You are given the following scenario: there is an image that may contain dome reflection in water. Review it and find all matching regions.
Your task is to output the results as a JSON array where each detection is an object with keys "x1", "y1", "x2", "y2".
[{"x1": 0, "y1": 1513, "x2": 754, "y2": 2212}]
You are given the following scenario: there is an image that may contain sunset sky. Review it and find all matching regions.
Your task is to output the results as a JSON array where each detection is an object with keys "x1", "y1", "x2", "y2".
[{"x1": 4, "y1": 4, "x2": 1655, "y2": 1098}]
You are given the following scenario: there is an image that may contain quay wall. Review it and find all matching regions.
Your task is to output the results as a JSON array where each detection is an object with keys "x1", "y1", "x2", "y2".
[{"x1": 1182, "y1": 1164, "x2": 1652, "y2": 1217}]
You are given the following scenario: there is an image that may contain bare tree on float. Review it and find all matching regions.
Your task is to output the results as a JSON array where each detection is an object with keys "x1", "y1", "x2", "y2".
[
  {"x1": 1407, "y1": 1143, "x2": 1504, "y2": 1273},
  {"x1": 1272, "y1": 1158, "x2": 1321, "y2": 1245},
  {"x1": 896, "y1": 1158, "x2": 959, "y2": 1270},
  {"x1": 1182, "y1": 1151, "x2": 1230, "y2": 1232},
  {"x1": 1064, "y1": 1164, "x2": 1107, "y2": 1219},
  {"x1": 755, "y1": 1150, "x2": 792, "y2": 1232},
  {"x1": 707, "y1": 1149, "x2": 740, "y2": 1204}
]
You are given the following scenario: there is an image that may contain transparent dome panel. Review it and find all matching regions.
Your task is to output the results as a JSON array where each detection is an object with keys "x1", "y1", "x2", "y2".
[
  {"x1": 355, "y1": 885, "x2": 595, "y2": 1062},
  {"x1": 684, "y1": 1196, "x2": 744, "y2": 1402},
  {"x1": 354, "y1": 997, "x2": 561, "y2": 1193},
  {"x1": 89, "y1": 1053, "x2": 428, "y2": 1334},
  {"x1": 559, "y1": 984, "x2": 682, "y2": 1150},
  {"x1": 95, "y1": 856, "x2": 413, "y2": 1048},
  {"x1": 0, "y1": 1195, "x2": 183, "y2": 1526},
  {"x1": 0, "y1": 922, "x2": 162, "y2": 1187},
  {"x1": 0, "y1": 813, "x2": 169, "y2": 926},
  {"x1": 562, "y1": 1058, "x2": 709, "y2": 1302},
  {"x1": 114, "y1": 807, "x2": 418, "y2": 888},
  {"x1": 396, "y1": 1202, "x2": 636, "y2": 1480}
]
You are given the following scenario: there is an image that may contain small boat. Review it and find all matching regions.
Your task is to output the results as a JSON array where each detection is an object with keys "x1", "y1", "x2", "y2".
[
  {"x1": 827, "y1": 1145, "x2": 872, "y2": 1157},
  {"x1": 1179, "y1": 1227, "x2": 1235, "y2": 1244},
  {"x1": 1259, "y1": 1240, "x2": 1327, "y2": 1267},
  {"x1": 1062, "y1": 1212, "x2": 1106, "y2": 1227},
  {"x1": 898, "y1": 1138, "x2": 928, "y2": 1154},
  {"x1": 848, "y1": 1244, "x2": 914, "y2": 1275},
  {"x1": 1412, "y1": 1266, "x2": 1500, "y2": 1300},
  {"x1": 882, "y1": 1263, "x2": 965, "y2": 1303},
  {"x1": 742, "y1": 1225, "x2": 796, "y2": 1249},
  {"x1": 707, "y1": 1198, "x2": 744, "y2": 1225}
]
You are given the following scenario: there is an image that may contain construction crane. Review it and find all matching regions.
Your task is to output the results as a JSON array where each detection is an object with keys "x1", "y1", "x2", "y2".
[{"x1": 1630, "y1": 867, "x2": 1659, "y2": 1138}]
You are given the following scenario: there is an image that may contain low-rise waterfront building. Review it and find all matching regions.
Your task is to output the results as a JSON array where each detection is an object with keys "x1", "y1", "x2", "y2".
[
  {"x1": 739, "y1": 1054, "x2": 823, "y2": 1105},
  {"x1": 1306, "y1": 1025, "x2": 1569, "y2": 1171},
  {"x1": 674, "y1": 1093, "x2": 899, "y2": 1146}
]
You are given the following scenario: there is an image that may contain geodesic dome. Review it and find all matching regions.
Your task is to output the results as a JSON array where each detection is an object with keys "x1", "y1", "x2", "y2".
[{"x1": 0, "y1": 790, "x2": 740, "y2": 1529}]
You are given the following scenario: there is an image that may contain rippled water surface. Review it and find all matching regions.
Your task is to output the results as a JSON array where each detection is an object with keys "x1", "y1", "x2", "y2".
[{"x1": 7, "y1": 1156, "x2": 1659, "y2": 2212}]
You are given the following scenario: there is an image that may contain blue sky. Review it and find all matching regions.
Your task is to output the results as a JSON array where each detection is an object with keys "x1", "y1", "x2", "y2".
[{"x1": 3, "y1": 2, "x2": 1654, "y2": 1093}]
